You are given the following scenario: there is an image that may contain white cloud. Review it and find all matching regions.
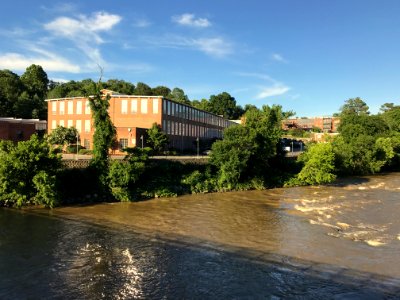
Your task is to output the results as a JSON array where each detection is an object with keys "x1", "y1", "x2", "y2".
[
  {"x1": 234, "y1": 72, "x2": 290, "y2": 99},
  {"x1": 44, "y1": 11, "x2": 122, "y2": 65},
  {"x1": 256, "y1": 84, "x2": 290, "y2": 99},
  {"x1": 172, "y1": 13, "x2": 211, "y2": 28},
  {"x1": 143, "y1": 35, "x2": 232, "y2": 58},
  {"x1": 0, "y1": 52, "x2": 80, "y2": 73},
  {"x1": 133, "y1": 19, "x2": 151, "y2": 28},
  {"x1": 193, "y1": 38, "x2": 232, "y2": 57},
  {"x1": 271, "y1": 53, "x2": 288, "y2": 63}
]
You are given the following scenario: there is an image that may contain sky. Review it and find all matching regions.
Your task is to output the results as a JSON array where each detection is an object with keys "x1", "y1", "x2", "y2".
[{"x1": 1, "y1": 0, "x2": 400, "y2": 117}]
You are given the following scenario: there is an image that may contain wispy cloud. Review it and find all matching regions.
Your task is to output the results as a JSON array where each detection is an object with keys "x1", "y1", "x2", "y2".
[
  {"x1": 256, "y1": 84, "x2": 290, "y2": 99},
  {"x1": 271, "y1": 53, "x2": 288, "y2": 63},
  {"x1": 172, "y1": 13, "x2": 211, "y2": 28},
  {"x1": 133, "y1": 18, "x2": 151, "y2": 28},
  {"x1": 0, "y1": 52, "x2": 80, "y2": 73},
  {"x1": 143, "y1": 35, "x2": 232, "y2": 58},
  {"x1": 235, "y1": 72, "x2": 290, "y2": 99},
  {"x1": 44, "y1": 11, "x2": 122, "y2": 66}
]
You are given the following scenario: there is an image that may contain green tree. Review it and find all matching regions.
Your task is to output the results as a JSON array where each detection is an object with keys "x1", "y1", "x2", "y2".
[
  {"x1": 146, "y1": 123, "x2": 169, "y2": 154},
  {"x1": 134, "y1": 82, "x2": 153, "y2": 95},
  {"x1": 209, "y1": 92, "x2": 237, "y2": 119},
  {"x1": 103, "y1": 79, "x2": 135, "y2": 94},
  {"x1": 210, "y1": 125, "x2": 258, "y2": 189},
  {"x1": 20, "y1": 64, "x2": 49, "y2": 100},
  {"x1": 152, "y1": 86, "x2": 171, "y2": 97},
  {"x1": 0, "y1": 134, "x2": 61, "y2": 207},
  {"x1": 191, "y1": 98, "x2": 211, "y2": 112},
  {"x1": 169, "y1": 87, "x2": 190, "y2": 104},
  {"x1": 381, "y1": 104, "x2": 400, "y2": 132},
  {"x1": 296, "y1": 143, "x2": 336, "y2": 185},
  {"x1": 340, "y1": 97, "x2": 370, "y2": 116},
  {"x1": 0, "y1": 70, "x2": 23, "y2": 117},
  {"x1": 48, "y1": 126, "x2": 79, "y2": 146},
  {"x1": 88, "y1": 80, "x2": 117, "y2": 189}
]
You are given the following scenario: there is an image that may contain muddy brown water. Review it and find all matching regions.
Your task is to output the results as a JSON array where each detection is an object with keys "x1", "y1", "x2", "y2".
[{"x1": 1, "y1": 173, "x2": 400, "y2": 298}]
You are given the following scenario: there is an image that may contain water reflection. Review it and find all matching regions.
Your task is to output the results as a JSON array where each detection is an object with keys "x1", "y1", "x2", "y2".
[{"x1": 1, "y1": 173, "x2": 400, "y2": 298}]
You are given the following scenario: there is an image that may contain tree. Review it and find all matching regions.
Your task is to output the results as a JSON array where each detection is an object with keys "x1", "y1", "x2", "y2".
[
  {"x1": 0, "y1": 70, "x2": 23, "y2": 117},
  {"x1": 146, "y1": 123, "x2": 169, "y2": 153},
  {"x1": 381, "y1": 104, "x2": 400, "y2": 132},
  {"x1": 88, "y1": 79, "x2": 117, "y2": 189},
  {"x1": 209, "y1": 92, "x2": 238, "y2": 119},
  {"x1": 20, "y1": 64, "x2": 49, "y2": 100},
  {"x1": 48, "y1": 126, "x2": 79, "y2": 146},
  {"x1": 296, "y1": 143, "x2": 336, "y2": 185},
  {"x1": 152, "y1": 86, "x2": 171, "y2": 97},
  {"x1": 134, "y1": 82, "x2": 152, "y2": 95},
  {"x1": 0, "y1": 134, "x2": 61, "y2": 207},
  {"x1": 210, "y1": 125, "x2": 258, "y2": 189},
  {"x1": 169, "y1": 87, "x2": 190, "y2": 104},
  {"x1": 103, "y1": 79, "x2": 135, "y2": 95},
  {"x1": 340, "y1": 97, "x2": 370, "y2": 116},
  {"x1": 191, "y1": 98, "x2": 211, "y2": 112}
]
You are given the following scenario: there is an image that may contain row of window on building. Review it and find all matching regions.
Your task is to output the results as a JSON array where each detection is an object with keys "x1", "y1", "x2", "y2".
[
  {"x1": 120, "y1": 98, "x2": 159, "y2": 114},
  {"x1": 51, "y1": 119, "x2": 91, "y2": 133},
  {"x1": 162, "y1": 119, "x2": 223, "y2": 139},
  {"x1": 163, "y1": 100, "x2": 229, "y2": 128},
  {"x1": 51, "y1": 100, "x2": 91, "y2": 115}
]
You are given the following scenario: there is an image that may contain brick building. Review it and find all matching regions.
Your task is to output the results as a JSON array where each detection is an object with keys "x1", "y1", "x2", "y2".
[
  {"x1": 0, "y1": 118, "x2": 47, "y2": 142},
  {"x1": 47, "y1": 90, "x2": 235, "y2": 153},
  {"x1": 282, "y1": 116, "x2": 340, "y2": 133}
]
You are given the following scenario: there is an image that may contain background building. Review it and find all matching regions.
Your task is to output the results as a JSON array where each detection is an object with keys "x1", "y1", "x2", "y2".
[
  {"x1": 0, "y1": 118, "x2": 47, "y2": 142},
  {"x1": 47, "y1": 90, "x2": 235, "y2": 153},
  {"x1": 282, "y1": 116, "x2": 340, "y2": 133}
]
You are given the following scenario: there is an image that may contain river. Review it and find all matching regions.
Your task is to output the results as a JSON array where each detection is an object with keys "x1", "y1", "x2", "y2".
[{"x1": 1, "y1": 173, "x2": 400, "y2": 299}]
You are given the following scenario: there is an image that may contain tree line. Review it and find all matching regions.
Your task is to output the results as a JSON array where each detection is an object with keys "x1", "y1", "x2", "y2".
[{"x1": 0, "y1": 64, "x2": 250, "y2": 120}]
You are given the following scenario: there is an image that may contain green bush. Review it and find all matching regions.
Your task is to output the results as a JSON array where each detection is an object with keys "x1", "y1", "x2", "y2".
[
  {"x1": 66, "y1": 144, "x2": 85, "y2": 153},
  {"x1": 78, "y1": 149, "x2": 93, "y2": 155},
  {"x1": 0, "y1": 134, "x2": 61, "y2": 207},
  {"x1": 295, "y1": 143, "x2": 336, "y2": 185}
]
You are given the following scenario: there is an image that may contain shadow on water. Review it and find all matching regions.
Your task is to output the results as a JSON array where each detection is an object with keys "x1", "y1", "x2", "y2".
[{"x1": 1, "y1": 208, "x2": 399, "y2": 299}]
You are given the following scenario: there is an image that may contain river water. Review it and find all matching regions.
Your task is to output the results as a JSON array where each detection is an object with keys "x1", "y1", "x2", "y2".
[{"x1": 1, "y1": 173, "x2": 400, "y2": 299}]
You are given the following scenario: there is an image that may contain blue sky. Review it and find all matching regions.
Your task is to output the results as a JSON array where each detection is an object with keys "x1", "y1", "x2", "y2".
[{"x1": 1, "y1": 0, "x2": 400, "y2": 116}]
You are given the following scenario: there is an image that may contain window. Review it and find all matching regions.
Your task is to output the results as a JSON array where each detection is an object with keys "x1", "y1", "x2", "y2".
[
  {"x1": 67, "y1": 120, "x2": 73, "y2": 128},
  {"x1": 51, "y1": 102, "x2": 57, "y2": 115},
  {"x1": 119, "y1": 138, "x2": 128, "y2": 149},
  {"x1": 59, "y1": 120, "x2": 65, "y2": 127},
  {"x1": 76, "y1": 101, "x2": 82, "y2": 114},
  {"x1": 131, "y1": 100, "x2": 137, "y2": 113},
  {"x1": 76, "y1": 120, "x2": 82, "y2": 133},
  {"x1": 171, "y1": 103, "x2": 175, "y2": 116},
  {"x1": 163, "y1": 100, "x2": 167, "y2": 114},
  {"x1": 167, "y1": 101, "x2": 171, "y2": 116},
  {"x1": 85, "y1": 101, "x2": 91, "y2": 114},
  {"x1": 51, "y1": 120, "x2": 56, "y2": 129},
  {"x1": 121, "y1": 99, "x2": 128, "y2": 114},
  {"x1": 59, "y1": 102, "x2": 65, "y2": 115},
  {"x1": 141, "y1": 99, "x2": 148, "y2": 114},
  {"x1": 84, "y1": 139, "x2": 90, "y2": 149},
  {"x1": 85, "y1": 120, "x2": 91, "y2": 133},
  {"x1": 163, "y1": 120, "x2": 166, "y2": 132},
  {"x1": 153, "y1": 98, "x2": 159, "y2": 114},
  {"x1": 68, "y1": 101, "x2": 73, "y2": 114}
]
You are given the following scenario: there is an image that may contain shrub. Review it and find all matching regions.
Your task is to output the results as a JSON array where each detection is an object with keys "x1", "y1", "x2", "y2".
[{"x1": 295, "y1": 143, "x2": 336, "y2": 185}]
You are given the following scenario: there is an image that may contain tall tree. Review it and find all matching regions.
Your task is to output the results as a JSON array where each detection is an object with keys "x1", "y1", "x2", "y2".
[
  {"x1": 152, "y1": 86, "x2": 171, "y2": 97},
  {"x1": 169, "y1": 87, "x2": 190, "y2": 104},
  {"x1": 88, "y1": 80, "x2": 117, "y2": 189},
  {"x1": 146, "y1": 123, "x2": 169, "y2": 153},
  {"x1": 340, "y1": 97, "x2": 370, "y2": 116},
  {"x1": 0, "y1": 70, "x2": 23, "y2": 117},
  {"x1": 209, "y1": 92, "x2": 237, "y2": 119},
  {"x1": 134, "y1": 82, "x2": 152, "y2": 95},
  {"x1": 103, "y1": 79, "x2": 135, "y2": 95},
  {"x1": 20, "y1": 64, "x2": 49, "y2": 99}
]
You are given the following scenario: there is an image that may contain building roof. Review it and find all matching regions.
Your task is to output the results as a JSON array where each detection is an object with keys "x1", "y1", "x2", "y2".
[{"x1": 0, "y1": 117, "x2": 47, "y2": 124}]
